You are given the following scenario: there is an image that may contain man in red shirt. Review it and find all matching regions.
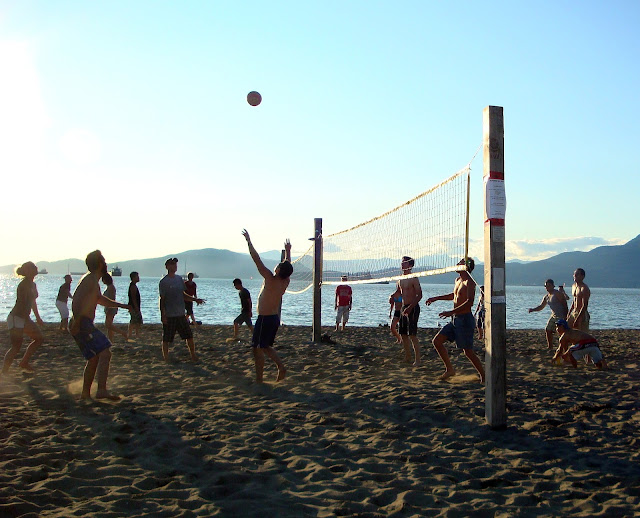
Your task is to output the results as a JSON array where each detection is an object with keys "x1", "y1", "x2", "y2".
[{"x1": 335, "y1": 275, "x2": 352, "y2": 331}]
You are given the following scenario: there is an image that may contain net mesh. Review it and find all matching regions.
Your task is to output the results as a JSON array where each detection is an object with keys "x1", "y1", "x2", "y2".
[{"x1": 287, "y1": 165, "x2": 470, "y2": 294}]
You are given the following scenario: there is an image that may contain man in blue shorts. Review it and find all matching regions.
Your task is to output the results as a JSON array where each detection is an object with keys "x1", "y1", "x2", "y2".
[
  {"x1": 242, "y1": 229, "x2": 292, "y2": 383},
  {"x1": 426, "y1": 258, "x2": 485, "y2": 383},
  {"x1": 70, "y1": 250, "x2": 132, "y2": 400}
]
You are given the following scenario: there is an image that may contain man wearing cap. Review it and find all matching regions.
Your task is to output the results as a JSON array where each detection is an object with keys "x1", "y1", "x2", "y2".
[
  {"x1": 159, "y1": 257, "x2": 205, "y2": 362},
  {"x1": 552, "y1": 319, "x2": 607, "y2": 369},
  {"x1": 528, "y1": 279, "x2": 569, "y2": 349},
  {"x1": 335, "y1": 275, "x2": 352, "y2": 331},
  {"x1": 426, "y1": 258, "x2": 485, "y2": 383}
]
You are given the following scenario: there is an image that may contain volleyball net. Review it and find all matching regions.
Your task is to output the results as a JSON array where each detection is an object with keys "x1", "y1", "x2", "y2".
[{"x1": 287, "y1": 163, "x2": 472, "y2": 294}]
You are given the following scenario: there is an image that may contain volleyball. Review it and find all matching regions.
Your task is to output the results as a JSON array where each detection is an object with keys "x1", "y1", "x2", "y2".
[{"x1": 247, "y1": 91, "x2": 262, "y2": 106}]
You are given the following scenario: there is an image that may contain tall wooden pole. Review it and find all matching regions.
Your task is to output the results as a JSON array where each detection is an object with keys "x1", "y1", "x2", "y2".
[
  {"x1": 483, "y1": 106, "x2": 507, "y2": 429},
  {"x1": 312, "y1": 218, "x2": 323, "y2": 342}
]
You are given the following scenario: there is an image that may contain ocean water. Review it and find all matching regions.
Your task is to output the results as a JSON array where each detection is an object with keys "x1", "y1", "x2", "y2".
[{"x1": 0, "y1": 274, "x2": 638, "y2": 330}]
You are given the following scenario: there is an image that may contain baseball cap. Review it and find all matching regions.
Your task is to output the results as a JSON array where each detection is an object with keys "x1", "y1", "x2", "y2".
[
  {"x1": 165, "y1": 257, "x2": 178, "y2": 265},
  {"x1": 555, "y1": 319, "x2": 569, "y2": 329}
]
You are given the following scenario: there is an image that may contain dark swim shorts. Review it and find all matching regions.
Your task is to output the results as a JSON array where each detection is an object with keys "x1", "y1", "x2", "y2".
[
  {"x1": 71, "y1": 317, "x2": 112, "y2": 360},
  {"x1": 234, "y1": 311, "x2": 253, "y2": 326},
  {"x1": 252, "y1": 315, "x2": 280, "y2": 349},
  {"x1": 440, "y1": 313, "x2": 475, "y2": 349},
  {"x1": 162, "y1": 316, "x2": 193, "y2": 342},
  {"x1": 399, "y1": 304, "x2": 420, "y2": 336}
]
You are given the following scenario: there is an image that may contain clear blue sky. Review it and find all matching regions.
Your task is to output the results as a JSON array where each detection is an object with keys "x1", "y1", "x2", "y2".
[{"x1": 1, "y1": 1, "x2": 638, "y2": 267}]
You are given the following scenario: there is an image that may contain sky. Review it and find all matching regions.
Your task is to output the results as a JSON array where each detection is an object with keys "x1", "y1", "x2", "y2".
[{"x1": 1, "y1": 1, "x2": 638, "y2": 267}]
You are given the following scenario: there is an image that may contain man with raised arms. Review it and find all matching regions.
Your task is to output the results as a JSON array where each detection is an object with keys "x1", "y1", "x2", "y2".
[
  {"x1": 390, "y1": 256, "x2": 422, "y2": 366},
  {"x1": 528, "y1": 278, "x2": 569, "y2": 349},
  {"x1": 426, "y1": 258, "x2": 485, "y2": 383},
  {"x1": 242, "y1": 229, "x2": 292, "y2": 383},
  {"x1": 70, "y1": 250, "x2": 131, "y2": 400},
  {"x1": 568, "y1": 268, "x2": 590, "y2": 331}
]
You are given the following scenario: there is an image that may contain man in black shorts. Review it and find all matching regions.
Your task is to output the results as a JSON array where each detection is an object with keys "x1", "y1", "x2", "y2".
[
  {"x1": 232, "y1": 278, "x2": 254, "y2": 339},
  {"x1": 389, "y1": 256, "x2": 422, "y2": 366},
  {"x1": 159, "y1": 258, "x2": 204, "y2": 362}
]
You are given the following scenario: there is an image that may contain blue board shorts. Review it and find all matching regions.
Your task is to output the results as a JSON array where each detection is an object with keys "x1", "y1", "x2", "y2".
[
  {"x1": 252, "y1": 315, "x2": 280, "y2": 349},
  {"x1": 71, "y1": 317, "x2": 112, "y2": 360},
  {"x1": 440, "y1": 313, "x2": 475, "y2": 349}
]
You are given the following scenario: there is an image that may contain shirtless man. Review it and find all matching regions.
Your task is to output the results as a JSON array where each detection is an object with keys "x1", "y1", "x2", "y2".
[
  {"x1": 552, "y1": 319, "x2": 607, "y2": 369},
  {"x1": 568, "y1": 268, "x2": 590, "y2": 331},
  {"x1": 528, "y1": 279, "x2": 569, "y2": 349},
  {"x1": 242, "y1": 229, "x2": 291, "y2": 383},
  {"x1": 70, "y1": 250, "x2": 131, "y2": 400},
  {"x1": 390, "y1": 256, "x2": 422, "y2": 366},
  {"x1": 426, "y1": 258, "x2": 485, "y2": 383}
]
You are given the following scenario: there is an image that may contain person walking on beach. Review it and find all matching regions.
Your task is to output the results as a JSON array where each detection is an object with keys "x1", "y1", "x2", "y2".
[
  {"x1": 390, "y1": 256, "x2": 422, "y2": 366},
  {"x1": 70, "y1": 250, "x2": 131, "y2": 400},
  {"x1": 232, "y1": 278, "x2": 253, "y2": 339},
  {"x1": 552, "y1": 319, "x2": 607, "y2": 369},
  {"x1": 388, "y1": 292, "x2": 403, "y2": 344},
  {"x1": 102, "y1": 273, "x2": 128, "y2": 341},
  {"x1": 2, "y1": 261, "x2": 44, "y2": 375},
  {"x1": 335, "y1": 275, "x2": 352, "y2": 331},
  {"x1": 473, "y1": 285, "x2": 486, "y2": 340},
  {"x1": 426, "y1": 258, "x2": 485, "y2": 383},
  {"x1": 56, "y1": 274, "x2": 73, "y2": 332},
  {"x1": 528, "y1": 279, "x2": 569, "y2": 349},
  {"x1": 184, "y1": 273, "x2": 200, "y2": 325},
  {"x1": 127, "y1": 271, "x2": 143, "y2": 339},
  {"x1": 159, "y1": 258, "x2": 205, "y2": 362},
  {"x1": 242, "y1": 229, "x2": 291, "y2": 383},
  {"x1": 568, "y1": 268, "x2": 590, "y2": 331}
]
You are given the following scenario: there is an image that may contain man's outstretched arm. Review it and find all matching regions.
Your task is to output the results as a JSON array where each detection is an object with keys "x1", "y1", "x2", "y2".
[{"x1": 242, "y1": 229, "x2": 272, "y2": 279}]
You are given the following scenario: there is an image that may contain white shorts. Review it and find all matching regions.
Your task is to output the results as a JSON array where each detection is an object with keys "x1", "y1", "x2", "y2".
[
  {"x1": 56, "y1": 300, "x2": 70, "y2": 319},
  {"x1": 336, "y1": 306, "x2": 350, "y2": 324},
  {"x1": 7, "y1": 314, "x2": 27, "y2": 330},
  {"x1": 570, "y1": 344, "x2": 604, "y2": 364}
]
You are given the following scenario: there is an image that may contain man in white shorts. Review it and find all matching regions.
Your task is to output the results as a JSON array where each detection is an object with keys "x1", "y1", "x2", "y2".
[{"x1": 552, "y1": 319, "x2": 607, "y2": 369}]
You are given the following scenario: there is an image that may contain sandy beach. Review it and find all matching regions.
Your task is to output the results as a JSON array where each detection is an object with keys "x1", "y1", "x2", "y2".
[{"x1": 1, "y1": 323, "x2": 638, "y2": 517}]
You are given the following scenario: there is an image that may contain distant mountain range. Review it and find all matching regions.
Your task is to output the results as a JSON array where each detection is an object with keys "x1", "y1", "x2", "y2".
[{"x1": 1, "y1": 234, "x2": 638, "y2": 288}]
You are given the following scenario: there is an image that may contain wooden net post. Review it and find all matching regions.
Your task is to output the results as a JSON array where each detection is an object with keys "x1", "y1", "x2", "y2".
[
  {"x1": 483, "y1": 106, "x2": 507, "y2": 429},
  {"x1": 312, "y1": 218, "x2": 323, "y2": 342}
]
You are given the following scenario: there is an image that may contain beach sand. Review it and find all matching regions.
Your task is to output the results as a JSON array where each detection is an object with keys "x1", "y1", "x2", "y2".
[{"x1": 1, "y1": 323, "x2": 639, "y2": 517}]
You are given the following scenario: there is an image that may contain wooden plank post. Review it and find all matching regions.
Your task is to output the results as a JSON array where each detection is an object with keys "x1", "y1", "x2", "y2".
[
  {"x1": 483, "y1": 106, "x2": 507, "y2": 429},
  {"x1": 312, "y1": 218, "x2": 323, "y2": 342}
]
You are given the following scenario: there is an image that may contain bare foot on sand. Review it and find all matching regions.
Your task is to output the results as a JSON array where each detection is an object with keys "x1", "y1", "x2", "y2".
[
  {"x1": 96, "y1": 391, "x2": 121, "y2": 401},
  {"x1": 412, "y1": 361, "x2": 421, "y2": 368},
  {"x1": 439, "y1": 369, "x2": 455, "y2": 381},
  {"x1": 18, "y1": 363, "x2": 34, "y2": 372},
  {"x1": 276, "y1": 367, "x2": 287, "y2": 382}
]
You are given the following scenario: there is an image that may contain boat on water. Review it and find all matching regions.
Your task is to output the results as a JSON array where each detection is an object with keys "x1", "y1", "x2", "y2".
[
  {"x1": 181, "y1": 272, "x2": 199, "y2": 281},
  {"x1": 38, "y1": 268, "x2": 48, "y2": 275},
  {"x1": 111, "y1": 265, "x2": 122, "y2": 277}
]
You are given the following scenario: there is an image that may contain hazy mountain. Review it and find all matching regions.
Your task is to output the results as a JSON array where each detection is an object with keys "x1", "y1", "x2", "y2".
[
  {"x1": 0, "y1": 249, "x2": 280, "y2": 280},
  {"x1": 502, "y1": 234, "x2": 640, "y2": 288},
  {"x1": 2, "y1": 234, "x2": 638, "y2": 288}
]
